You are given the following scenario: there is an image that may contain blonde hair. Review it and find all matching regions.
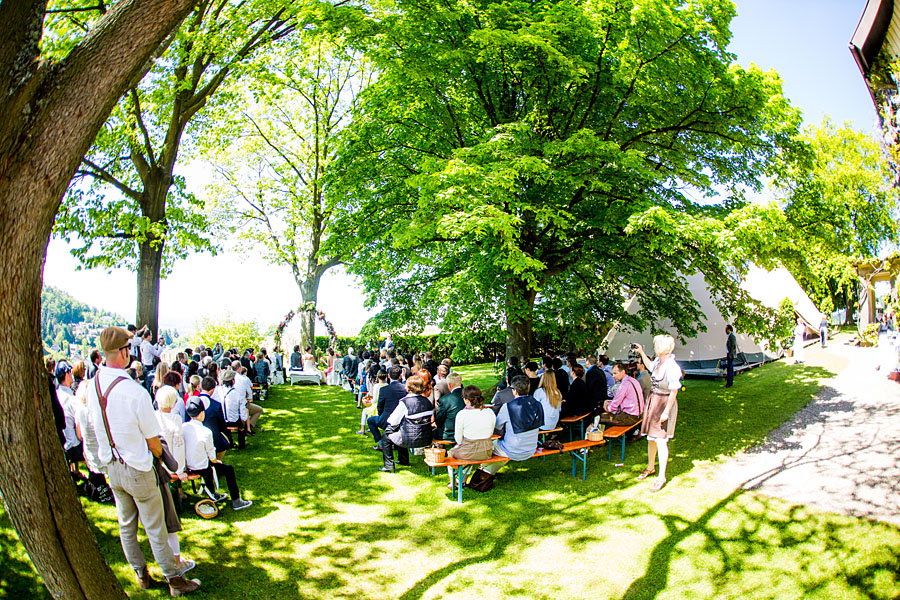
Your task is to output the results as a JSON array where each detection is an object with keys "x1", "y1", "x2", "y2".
[
  {"x1": 71, "y1": 361, "x2": 86, "y2": 379},
  {"x1": 405, "y1": 375, "x2": 426, "y2": 395},
  {"x1": 539, "y1": 371, "x2": 562, "y2": 408},
  {"x1": 152, "y1": 361, "x2": 169, "y2": 390},
  {"x1": 156, "y1": 385, "x2": 179, "y2": 411},
  {"x1": 187, "y1": 375, "x2": 201, "y2": 396},
  {"x1": 653, "y1": 334, "x2": 675, "y2": 356},
  {"x1": 75, "y1": 380, "x2": 89, "y2": 405}
]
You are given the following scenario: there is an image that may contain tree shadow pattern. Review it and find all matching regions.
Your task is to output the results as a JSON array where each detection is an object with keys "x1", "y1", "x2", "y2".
[{"x1": 2, "y1": 362, "x2": 899, "y2": 599}]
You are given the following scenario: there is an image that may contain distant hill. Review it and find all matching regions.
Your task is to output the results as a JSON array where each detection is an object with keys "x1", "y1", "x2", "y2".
[{"x1": 41, "y1": 286, "x2": 126, "y2": 357}]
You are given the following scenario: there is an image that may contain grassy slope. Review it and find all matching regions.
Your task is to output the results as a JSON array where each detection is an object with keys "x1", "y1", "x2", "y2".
[{"x1": 2, "y1": 361, "x2": 899, "y2": 600}]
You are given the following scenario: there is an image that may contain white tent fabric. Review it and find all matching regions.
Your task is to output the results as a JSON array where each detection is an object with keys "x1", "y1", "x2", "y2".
[{"x1": 601, "y1": 267, "x2": 824, "y2": 364}]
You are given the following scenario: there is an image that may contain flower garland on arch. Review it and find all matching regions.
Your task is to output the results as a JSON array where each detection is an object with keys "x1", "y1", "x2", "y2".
[{"x1": 274, "y1": 302, "x2": 339, "y2": 352}]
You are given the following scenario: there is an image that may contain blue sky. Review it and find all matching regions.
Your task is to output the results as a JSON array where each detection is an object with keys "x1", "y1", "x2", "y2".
[{"x1": 43, "y1": 0, "x2": 881, "y2": 334}]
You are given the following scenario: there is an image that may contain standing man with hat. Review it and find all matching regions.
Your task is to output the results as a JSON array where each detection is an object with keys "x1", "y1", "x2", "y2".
[{"x1": 85, "y1": 326, "x2": 200, "y2": 596}]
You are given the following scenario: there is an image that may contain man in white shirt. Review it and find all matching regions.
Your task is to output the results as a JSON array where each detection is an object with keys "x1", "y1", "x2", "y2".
[
  {"x1": 231, "y1": 361, "x2": 263, "y2": 433},
  {"x1": 183, "y1": 401, "x2": 251, "y2": 510},
  {"x1": 221, "y1": 370, "x2": 248, "y2": 449},
  {"x1": 85, "y1": 326, "x2": 200, "y2": 596},
  {"x1": 55, "y1": 362, "x2": 82, "y2": 464},
  {"x1": 139, "y1": 329, "x2": 164, "y2": 371}
]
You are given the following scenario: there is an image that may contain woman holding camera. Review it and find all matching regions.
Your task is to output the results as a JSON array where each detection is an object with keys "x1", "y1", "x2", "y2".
[{"x1": 633, "y1": 335, "x2": 681, "y2": 492}]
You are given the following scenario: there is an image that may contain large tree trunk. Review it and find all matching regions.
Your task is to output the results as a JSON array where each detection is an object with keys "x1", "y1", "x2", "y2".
[
  {"x1": 0, "y1": 0, "x2": 198, "y2": 597},
  {"x1": 298, "y1": 272, "x2": 322, "y2": 350},
  {"x1": 136, "y1": 238, "x2": 164, "y2": 337},
  {"x1": 505, "y1": 279, "x2": 537, "y2": 361}
]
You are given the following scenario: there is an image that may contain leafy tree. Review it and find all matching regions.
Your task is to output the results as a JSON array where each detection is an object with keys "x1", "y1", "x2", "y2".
[
  {"x1": 208, "y1": 30, "x2": 371, "y2": 349},
  {"x1": 777, "y1": 120, "x2": 900, "y2": 320},
  {"x1": 53, "y1": 0, "x2": 335, "y2": 337},
  {"x1": 333, "y1": 0, "x2": 803, "y2": 358},
  {"x1": 0, "y1": 0, "x2": 199, "y2": 597},
  {"x1": 191, "y1": 315, "x2": 263, "y2": 350}
]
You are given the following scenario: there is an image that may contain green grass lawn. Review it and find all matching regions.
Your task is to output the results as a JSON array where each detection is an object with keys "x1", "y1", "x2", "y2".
[{"x1": 3, "y1": 361, "x2": 900, "y2": 599}]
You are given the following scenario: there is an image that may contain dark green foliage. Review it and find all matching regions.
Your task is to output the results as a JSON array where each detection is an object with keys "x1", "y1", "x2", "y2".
[{"x1": 40, "y1": 286, "x2": 125, "y2": 353}]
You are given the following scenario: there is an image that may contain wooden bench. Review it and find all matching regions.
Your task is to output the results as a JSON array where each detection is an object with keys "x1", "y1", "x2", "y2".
[
  {"x1": 603, "y1": 419, "x2": 643, "y2": 463},
  {"x1": 425, "y1": 438, "x2": 607, "y2": 503},
  {"x1": 168, "y1": 473, "x2": 202, "y2": 512},
  {"x1": 559, "y1": 413, "x2": 592, "y2": 441}
]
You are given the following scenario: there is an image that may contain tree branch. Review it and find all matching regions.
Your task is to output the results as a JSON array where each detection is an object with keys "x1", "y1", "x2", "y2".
[{"x1": 80, "y1": 158, "x2": 141, "y2": 200}]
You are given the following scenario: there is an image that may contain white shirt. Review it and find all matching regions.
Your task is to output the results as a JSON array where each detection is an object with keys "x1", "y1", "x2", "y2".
[
  {"x1": 454, "y1": 407, "x2": 496, "y2": 444},
  {"x1": 223, "y1": 386, "x2": 247, "y2": 422},
  {"x1": 182, "y1": 419, "x2": 215, "y2": 471},
  {"x1": 57, "y1": 387, "x2": 79, "y2": 451},
  {"x1": 234, "y1": 372, "x2": 253, "y2": 402},
  {"x1": 140, "y1": 339, "x2": 163, "y2": 366},
  {"x1": 74, "y1": 402, "x2": 102, "y2": 473},
  {"x1": 85, "y1": 366, "x2": 160, "y2": 472},
  {"x1": 129, "y1": 335, "x2": 141, "y2": 356},
  {"x1": 156, "y1": 411, "x2": 185, "y2": 474}
]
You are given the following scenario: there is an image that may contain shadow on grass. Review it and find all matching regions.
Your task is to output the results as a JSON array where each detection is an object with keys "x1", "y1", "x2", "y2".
[{"x1": 5, "y1": 360, "x2": 899, "y2": 600}]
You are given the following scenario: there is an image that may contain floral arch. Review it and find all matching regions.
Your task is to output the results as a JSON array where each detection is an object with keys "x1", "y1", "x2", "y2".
[{"x1": 274, "y1": 302, "x2": 339, "y2": 352}]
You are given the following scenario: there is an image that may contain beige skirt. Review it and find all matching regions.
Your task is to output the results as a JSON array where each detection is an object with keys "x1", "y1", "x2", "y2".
[{"x1": 448, "y1": 437, "x2": 494, "y2": 461}]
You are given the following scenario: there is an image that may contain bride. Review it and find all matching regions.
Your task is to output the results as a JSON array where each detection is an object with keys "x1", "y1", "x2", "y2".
[{"x1": 301, "y1": 346, "x2": 325, "y2": 382}]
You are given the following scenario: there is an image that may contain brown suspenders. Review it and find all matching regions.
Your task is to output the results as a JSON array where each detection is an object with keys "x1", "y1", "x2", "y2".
[{"x1": 94, "y1": 375, "x2": 128, "y2": 464}]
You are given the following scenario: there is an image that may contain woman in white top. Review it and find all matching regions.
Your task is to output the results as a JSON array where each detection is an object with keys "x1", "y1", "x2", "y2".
[
  {"x1": 633, "y1": 335, "x2": 682, "y2": 492},
  {"x1": 792, "y1": 318, "x2": 807, "y2": 364},
  {"x1": 534, "y1": 371, "x2": 562, "y2": 431},
  {"x1": 447, "y1": 385, "x2": 497, "y2": 480},
  {"x1": 153, "y1": 386, "x2": 195, "y2": 575}
]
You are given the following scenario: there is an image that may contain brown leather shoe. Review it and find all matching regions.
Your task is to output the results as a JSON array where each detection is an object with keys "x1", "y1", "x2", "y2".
[
  {"x1": 135, "y1": 567, "x2": 159, "y2": 590},
  {"x1": 168, "y1": 575, "x2": 201, "y2": 597}
]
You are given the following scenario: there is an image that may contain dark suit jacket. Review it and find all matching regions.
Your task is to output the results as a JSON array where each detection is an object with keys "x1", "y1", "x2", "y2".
[
  {"x1": 562, "y1": 378, "x2": 591, "y2": 417},
  {"x1": 434, "y1": 387, "x2": 465, "y2": 440},
  {"x1": 584, "y1": 365, "x2": 607, "y2": 413},
  {"x1": 377, "y1": 380, "x2": 408, "y2": 427},
  {"x1": 554, "y1": 368, "x2": 570, "y2": 400},
  {"x1": 200, "y1": 395, "x2": 231, "y2": 453}
]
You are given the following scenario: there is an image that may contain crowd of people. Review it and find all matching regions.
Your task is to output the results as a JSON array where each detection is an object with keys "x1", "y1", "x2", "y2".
[
  {"x1": 47, "y1": 323, "x2": 683, "y2": 595},
  {"x1": 46, "y1": 325, "x2": 276, "y2": 596},
  {"x1": 337, "y1": 336, "x2": 679, "y2": 493}
]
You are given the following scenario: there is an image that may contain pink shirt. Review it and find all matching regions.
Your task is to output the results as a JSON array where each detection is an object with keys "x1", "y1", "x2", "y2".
[{"x1": 607, "y1": 375, "x2": 645, "y2": 416}]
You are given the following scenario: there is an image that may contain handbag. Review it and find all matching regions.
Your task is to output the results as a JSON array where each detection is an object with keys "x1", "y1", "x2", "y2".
[
  {"x1": 466, "y1": 469, "x2": 495, "y2": 492},
  {"x1": 541, "y1": 437, "x2": 564, "y2": 451}
]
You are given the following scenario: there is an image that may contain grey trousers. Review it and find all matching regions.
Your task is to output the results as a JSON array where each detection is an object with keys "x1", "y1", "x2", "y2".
[{"x1": 107, "y1": 460, "x2": 179, "y2": 579}]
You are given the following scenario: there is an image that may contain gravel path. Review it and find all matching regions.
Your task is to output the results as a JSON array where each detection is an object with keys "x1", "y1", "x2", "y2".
[{"x1": 719, "y1": 333, "x2": 900, "y2": 525}]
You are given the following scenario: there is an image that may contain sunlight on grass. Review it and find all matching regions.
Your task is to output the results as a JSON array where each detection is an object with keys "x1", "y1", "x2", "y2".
[{"x1": 2, "y1": 361, "x2": 899, "y2": 599}]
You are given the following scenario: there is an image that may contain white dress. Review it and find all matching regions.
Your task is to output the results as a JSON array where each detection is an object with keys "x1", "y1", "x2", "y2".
[
  {"x1": 302, "y1": 355, "x2": 325, "y2": 382},
  {"x1": 793, "y1": 323, "x2": 806, "y2": 363}
]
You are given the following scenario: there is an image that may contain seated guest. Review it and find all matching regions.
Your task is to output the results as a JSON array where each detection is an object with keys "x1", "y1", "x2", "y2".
[
  {"x1": 416, "y1": 368, "x2": 435, "y2": 403},
  {"x1": 154, "y1": 386, "x2": 186, "y2": 477},
  {"x1": 599, "y1": 362, "x2": 645, "y2": 427},
  {"x1": 231, "y1": 361, "x2": 262, "y2": 434},
  {"x1": 197, "y1": 377, "x2": 231, "y2": 460},
  {"x1": 552, "y1": 356, "x2": 569, "y2": 400},
  {"x1": 221, "y1": 370, "x2": 247, "y2": 450},
  {"x1": 367, "y1": 365, "x2": 406, "y2": 447},
  {"x1": 523, "y1": 361, "x2": 540, "y2": 395},
  {"x1": 185, "y1": 375, "x2": 202, "y2": 403},
  {"x1": 162, "y1": 371, "x2": 186, "y2": 422},
  {"x1": 433, "y1": 364, "x2": 450, "y2": 402},
  {"x1": 290, "y1": 345, "x2": 303, "y2": 370},
  {"x1": 479, "y1": 376, "x2": 543, "y2": 477},
  {"x1": 378, "y1": 375, "x2": 434, "y2": 472},
  {"x1": 254, "y1": 352, "x2": 270, "y2": 392},
  {"x1": 433, "y1": 373, "x2": 464, "y2": 440},
  {"x1": 490, "y1": 384, "x2": 514, "y2": 415},
  {"x1": 599, "y1": 354, "x2": 616, "y2": 399},
  {"x1": 498, "y1": 356, "x2": 523, "y2": 390},
  {"x1": 635, "y1": 359, "x2": 651, "y2": 401},
  {"x1": 183, "y1": 401, "x2": 252, "y2": 511},
  {"x1": 562, "y1": 364, "x2": 591, "y2": 417},
  {"x1": 584, "y1": 355, "x2": 608, "y2": 414},
  {"x1": 534, "y1": 371, "x2": 562, "y2": 431},
  {"x1": 446, "y1": 385, "x2": 496, "y2": 484},
  {"x1": 358, "y1": 370, "x2": 387, "y2": 435}
]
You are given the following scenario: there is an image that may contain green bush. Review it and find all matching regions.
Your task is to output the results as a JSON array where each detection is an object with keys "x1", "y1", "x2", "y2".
[{"x1": 191, "y1": 316, "x2": 263, "y2": 351}]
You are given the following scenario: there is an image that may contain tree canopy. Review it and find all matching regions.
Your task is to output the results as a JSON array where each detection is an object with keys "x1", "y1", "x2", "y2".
[{"x1": 332, "y1": 0, "x2": 804, "y2": 357}]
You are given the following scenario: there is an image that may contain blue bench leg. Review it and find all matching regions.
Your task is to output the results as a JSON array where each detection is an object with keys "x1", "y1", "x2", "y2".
[
  {"x1": 620, "y1": 437, "x2": 626, "y2": 463},
  {"x1": 570, "y1": 450, "x2": 588, "y2": 481}
]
